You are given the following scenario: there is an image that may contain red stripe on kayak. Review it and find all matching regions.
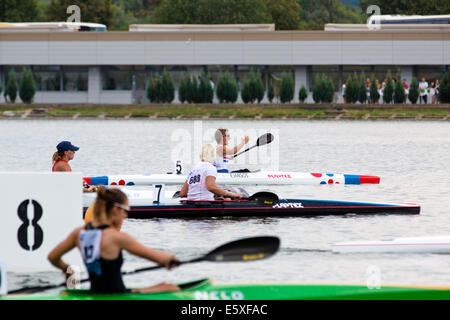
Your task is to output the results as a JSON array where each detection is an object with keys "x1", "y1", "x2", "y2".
[
  {"x1": 359, "y1": 175, "x2": 381, "y2": 184},
  {"x1": 333, "y1": 242, "x2": 450, "y2": 247}
]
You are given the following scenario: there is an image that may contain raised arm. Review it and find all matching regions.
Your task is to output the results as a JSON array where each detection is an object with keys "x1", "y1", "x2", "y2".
[{"x1": 217, "y1": 136, "x2": 249, "y2": 156}]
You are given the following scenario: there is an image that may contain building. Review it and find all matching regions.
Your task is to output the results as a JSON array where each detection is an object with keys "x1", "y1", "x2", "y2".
[{"x1": 0, "y1": 24, "x2": 449, "y2": 104}]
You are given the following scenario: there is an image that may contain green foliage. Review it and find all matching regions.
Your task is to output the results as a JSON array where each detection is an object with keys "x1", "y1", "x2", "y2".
[
  {"x1": 359, "y1": 0, "x2": 450, "y2": 15},
  {"x1": 153, "y1": 0, "x2": 272, "y2": 24},
  {"x1": 264, "y1": 0, "x2": 300, "y2": 30},
  {"x1": 241, "y1": 79, "x2": 251, "y2": 104},
  {"x1": 197, "y1": 73, "x2": 214, "y2": 103},
  {"x1": 324, "y1": 76, "x2": 335, "y2": 103},
  {"x1": 369, "y1": 74, "x2": 380, "y2": 104},
  {"x1": 298, "y1": 0, "x2": 365, "y2": 30},
  {"x1": 408, "y1": 77, "x2": 419, "y2": 104},
  {"x1": 383, "y1": 71, "x2": 393, "y2": 104},
  {"x1": 267, "y1": 80, "x2": 275, "y2": 103},
  {"x1": 345, "y1": 73, "x2": 359, "y2": 104},
  {"x1": 439, "y1": 72, "x2": 450, "y2": 104},
  {"x1": 189, "y1": 75, "x2": 200, "y2": 103},
  {"x1": 313, "y1": 74, "x2": 334, "y2": 103},
  {"x1": 19, "y1": 67, "x2": 36, "y2": 104},
  {"x1": 216, "y1": 72, "x2": 238, "y2": 103},
  {"x1": 312, "y1": 74, "x2": 323, "y2": 103},
  {"x1": 240, "y1": 72, "x2": 265, "y2": 104},
  {"x1": 146, "y1": 73, "x2": 160, "y2": 103},
  {"x1": 5, "y1": 69, "x2": 18, "y2": 103},
  {"x1": 159, "y1": 71, "x2": 175, "y2": 103},
  {"x1": 0, "y1": 0, "x2": 40, "y2": 21},
  {"x1": 253, "y1": 72, "x2": 265, "y2": 103},
  {"x1": 279, "y1": 72, "x2": 294, "y2": 103},
  {"x1": 298, "y1": 85, "x2": 308, "y2": 103},
  {"x1": 393, "y1": 70, "x2": 405, "y2": 104},
  {"x1": 178, "y1": 73, "x2": 190, "y2": 103},
  {"x1": 46, "y1": 0, "x2": 115, "y2": 27},
  {"x1": 358, "y1": 72, "x2": 367, "y2": 104}
]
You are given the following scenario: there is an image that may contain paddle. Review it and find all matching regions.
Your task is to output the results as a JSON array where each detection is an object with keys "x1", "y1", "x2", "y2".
[
  {"x1": 8, "y1": 236, "x2": 280, "y2": 295},
  {"x1": 232, "y1": 133, "x2": 274, "y2": 159}
]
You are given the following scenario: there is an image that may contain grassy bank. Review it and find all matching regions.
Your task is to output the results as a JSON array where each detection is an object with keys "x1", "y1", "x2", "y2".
[{"x1": 1, "y1": 104, "x2": 450, "y2": 120}]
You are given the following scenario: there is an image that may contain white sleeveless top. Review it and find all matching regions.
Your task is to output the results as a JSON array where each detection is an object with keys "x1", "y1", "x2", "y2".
[
  {"x1": 214, "y1": 145, "x2": 230, "y2": 171},
  {"x1": 187, "y1": 161, "x2": 217, "y2": 200},
  {"x1": 79, "y1": 228, "x2": 102, "y2": 275}
]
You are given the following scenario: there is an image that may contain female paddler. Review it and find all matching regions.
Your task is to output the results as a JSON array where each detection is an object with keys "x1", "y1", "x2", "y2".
[
  {"x1": 214, "y1": 129, "x2": 249, "y2": 172},
  {"x1": 179, "y1": 143, "x2": 241, "y2": 200},
  {"x1": 52, "y1": 140, "x2": 97, "y2": 193},
  {"x1": 48, "y1": 186, "x2": 180, "y2": 294}
]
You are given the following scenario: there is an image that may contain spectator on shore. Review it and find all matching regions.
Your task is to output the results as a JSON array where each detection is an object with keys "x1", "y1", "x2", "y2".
[
  {"x1": 366, "y1": 77, "x2": 371, "y2": 102},
  {"x1": 432, "y1": 80, "x2": 440, "y2": 104},
  {"x1": 342, "y1": 80, "x2": 347, "y2": 103},
  {"x1": 429, "y1": 82, "x2": 436, "y2": 104},
  {"x1": 419, "y1": 77, "x2": 429, "y2": 104},
  {"x1": 402, "y1": 78, "x2": 409, "y2": 103},
  {"x1": 379, "y1": 81, "x2": 385, "y2": 103}
]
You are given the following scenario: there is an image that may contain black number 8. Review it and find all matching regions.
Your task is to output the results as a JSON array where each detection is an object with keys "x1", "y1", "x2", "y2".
[{"x1": 17, "y1": 199, "x2": 44, "y2": 251}]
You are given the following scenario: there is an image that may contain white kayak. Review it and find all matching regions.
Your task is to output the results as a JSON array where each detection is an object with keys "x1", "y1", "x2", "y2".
[
  {"x1": 332, "y1": 236, "x2": 450, "y2": 254},
  {"x1": 83, "y1": 170, "x2": 380, "y2": 186}
]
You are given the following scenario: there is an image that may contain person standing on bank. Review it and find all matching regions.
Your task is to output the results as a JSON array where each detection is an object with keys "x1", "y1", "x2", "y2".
[
  {"x1": 52, "y1": 140, "x2": 96, "y2": 192},
  {"x1": 48, "y1": 187, "x2": 180, "y2": 294},
  {"x1": 214, "y1": 129, "x2": 250, "y2": 173}
]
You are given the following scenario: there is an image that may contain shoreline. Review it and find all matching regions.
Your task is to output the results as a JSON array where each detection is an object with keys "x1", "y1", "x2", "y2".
[{"x1": 1, "y1": 104, "x2": 450, "y2": 121}]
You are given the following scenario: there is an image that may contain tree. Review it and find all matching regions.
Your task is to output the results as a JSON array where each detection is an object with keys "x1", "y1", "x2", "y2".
[
  {"x1": 299, "y1": 85, "x2": 308, "y2": 103},
  {"x1": 358, "y1": 72, "x2": 367, "y2": 104},
  {"x1": 159, "y1": 71, "x2": 175, "y2": 103},
  {"x1": 178, "y1": 73, "x2": 189, "y2": 103},
  {"x1": 345, "y1": 73, "x2": 359, "y2": 104},
  {"x1": 146, "y1": 73, "x2": 160, "y2": 103},
  {"x1": 312, "y1": 74, "x2": 323, "y2": 103},
  {"x1": 216, "y1": 72, "x2": 238, "y2": 103},
  {"x1": 359, "y1": 0, "x2": 450, "y2": 16},
  {"x1": 369, "y1": 74, "x2": 380, "y2": 104},
  {"x1": 279, "y1": 72, "x2": 294, "y2": 103},
  {"x1": 393, "y1": 70, "x2": 405, "y2": 104},
  {"x1": 0, "y1": 0, "x2": 40, "y2": 22},
  {"x1": 439, "y1": 72, "x2": 450, "y2": 104},
  {"x1": 152, "y1": 0, "x2": 272, "y2": 24},
  {"x1": 324, "y1": 76, "x2": 335, "y2": 103},
  {"x1": 19, "y1": 67, "x2": 36, "y2": 104},
  {"x1": 267, "y1": 80, "x2": 275, "y2": 103},
  {"x1": 254, "y1": 72, "x2": 265, "y2": 103},
  {"x1": 383, "y1": 71, "x2": 393, "y2": 104},
  {"x1": 5, "y1": 69, "x2": 18, "y2": 103},
  {"x1": 197, "y1": 73, "x2": 213, "y2": 103},
  {"x1": 264, "y1": 0, "x2": 300, "y2": 30},
  {"x1": 47, "y1": 0, "x2": 115, "y2": 27},
  {"x1": 408, "y1": 77, "x2": 419, "y2": 104}
]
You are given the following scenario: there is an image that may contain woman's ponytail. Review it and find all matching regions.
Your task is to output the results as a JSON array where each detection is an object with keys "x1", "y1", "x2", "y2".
[{"x1": 92, "y1": 186, "x2": 127, "y2": 224}]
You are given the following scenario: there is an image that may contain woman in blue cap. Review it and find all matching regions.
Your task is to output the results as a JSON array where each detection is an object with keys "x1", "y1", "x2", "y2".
[{"x1": 52, "y1": 141, "x2": 96, "y2": 192}]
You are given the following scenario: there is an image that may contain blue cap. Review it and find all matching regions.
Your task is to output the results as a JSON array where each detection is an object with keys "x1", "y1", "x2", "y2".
[{"x1": 57, "y1": 141, "x2": 79, "y2": 152}]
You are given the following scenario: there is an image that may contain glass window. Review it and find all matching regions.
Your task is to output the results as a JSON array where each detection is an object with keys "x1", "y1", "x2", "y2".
[
  {"x1": 63, "y1": 66, "x2": 88, "y2": 91},
  {"x1": 416, "y1": 66, "x2": 446, "y2": 83},
  {"x1": 32, "y1": 66, "x2": 61, "y2": 91},
  {"x1": 102, "y1": 66, "x2": 132, "y2": 90}
]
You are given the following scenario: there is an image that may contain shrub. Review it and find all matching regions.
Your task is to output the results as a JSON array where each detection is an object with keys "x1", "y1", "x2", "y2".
[
  {"x1": 383, "y1": 71, "x2": 393, "y2": 104},
  {"x1": 298, "y1": 85, "x2": 308, "y2": 103},
  {"x1": 369, "y1": 74, "x2": 380, "y2": 104},
  {"x1": 189, "y1": 75, "x2": 199, "y2": 103},
  {"x1": 267, "y1": 80, "x2": 275, "y2": 103},
  {"x1": 394, "y1": 70, "x2": 405, "y2": 104},
  {"x1": 5, "y1": 69, "x2": 18, "y2": 103},
  {"x1": 408, "y1": 77, "x2": 419, "y2": 104},
  {"x1": 241, "y1": 78, "x2": 252, "y2": 104},
  {"x1": 197, "y1": 73, "x2": 213, "y2": 103},
  {"x1": 312, "y1": 74, "x2": 323, "y2": 103},
  {"x1": 19, "y1": 67, "x2": 36, "y2": 104},
  {"x1": 254, "y1": 72, "x2": 265, "y2": 103},
  {"x1": 147, "y1": 73, "x2": 160, "y2": 103},
  {"x1": 178, "y1": 73, "x2": 190, "y2": 103},
  {"x1": 324, "y1": 76, "x2": 335, "y2": 103},
  {"x1": 345, "y1": 73, "x2": 359, "y2": 104},
  {"x1": 439, "y1": 72, "x2": 450, "y2": 103},
  {"x1": 159, "y1": 71, "x2": 175, "y2": 103},
  {"x1": 358, "y1": 72, "x2": 367, "y2": 104},
  {"x1": 216, "y1": 72, "x2": 238, "y2": 103},
  {"x1": 279, "y1": 72, "x2": 294, "y2": 103}
]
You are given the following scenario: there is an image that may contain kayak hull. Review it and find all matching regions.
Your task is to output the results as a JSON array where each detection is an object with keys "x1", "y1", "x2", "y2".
[
  {"x1": 83, "y1": 171, "x2": 381, "y2": 186},
  {"x1": 4, "y1": 279, "x2": 450, "y2": 300},
  {"x1": 83, "y1": 198, "x2": 420, "y2": 219}
]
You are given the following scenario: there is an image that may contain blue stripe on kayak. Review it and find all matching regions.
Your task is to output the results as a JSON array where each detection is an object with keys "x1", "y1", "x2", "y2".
[
  {"x1": 90, "y1": 176, "x2": 109, "y2": 185},
  {"x1": 344, "y1": 174, "x2": 361, "y2": 185}
]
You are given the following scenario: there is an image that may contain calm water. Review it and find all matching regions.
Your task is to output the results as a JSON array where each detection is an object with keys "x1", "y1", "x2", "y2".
[{"x1": 1, "y1": 119, "x2": 450, "y2": 292}]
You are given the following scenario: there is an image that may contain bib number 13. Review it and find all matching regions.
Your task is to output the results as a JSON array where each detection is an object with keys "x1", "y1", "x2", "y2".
[{"x1": 17, "y1": 199, "x2": 44, "y2": 251}]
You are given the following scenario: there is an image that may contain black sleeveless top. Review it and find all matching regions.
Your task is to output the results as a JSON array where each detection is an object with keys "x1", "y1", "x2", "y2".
[{"x1": 80, "y1": 223, "x2": 126, "y2": 294}]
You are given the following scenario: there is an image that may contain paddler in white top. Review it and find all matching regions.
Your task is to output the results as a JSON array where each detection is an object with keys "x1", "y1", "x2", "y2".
[
  {"x1": 214, "y1": 129, "x2": 250, "y2": 173},
  {"x1": 179, "y1": 143, "x2": 241, "y2": 200}
]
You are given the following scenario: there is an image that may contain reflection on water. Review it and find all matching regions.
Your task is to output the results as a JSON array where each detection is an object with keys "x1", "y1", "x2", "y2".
[{"x1": 1, "y1": 119, "x2": 450, "y2": 292}]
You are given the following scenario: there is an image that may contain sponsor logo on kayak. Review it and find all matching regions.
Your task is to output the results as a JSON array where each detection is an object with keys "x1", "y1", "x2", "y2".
[
  {"x1": 230, "y1": 173, "x2": 249, "y2": 178},
  {"x1": 273, "y1": 203, "x2": 303, "y2": 208},
  {"x1": 195, "y1": 290, "x2": 244, "y2": 300},
  {"x1": 267, "y1": 174, "x2": 291, "y2": 179},
  {"x1": 242, "y1": 253, "x2": 264, "y2": 261}
]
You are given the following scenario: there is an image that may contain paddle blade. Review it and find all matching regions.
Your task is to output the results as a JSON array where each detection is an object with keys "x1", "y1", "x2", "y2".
[
  {"x1": 204, "y1": 236, "x2": 280, "y2": 262},
  {"x1": 256, "y1": 133, "x2": 274, "y2": 147}
]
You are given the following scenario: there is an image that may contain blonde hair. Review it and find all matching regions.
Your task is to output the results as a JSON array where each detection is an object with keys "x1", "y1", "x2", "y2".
[
  {"x1": 92, "y1": 186, "x2": 128, "y2": 224},
  {"x1": 52, "y1": 151, "x2": 65, "y2": 164},
  {"x1": 200, "y1": 143, "x2": 216, "y2": 163}
]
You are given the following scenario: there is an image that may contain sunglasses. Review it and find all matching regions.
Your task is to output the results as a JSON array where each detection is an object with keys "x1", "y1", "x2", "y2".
[{"x1": 113, "y1": 202, "x2": 130, "y2": 213}]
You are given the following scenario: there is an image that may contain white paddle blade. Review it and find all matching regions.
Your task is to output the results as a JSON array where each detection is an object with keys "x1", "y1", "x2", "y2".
[{"x1": 0, "y1": 261, "x2": 7, "y2": 295}]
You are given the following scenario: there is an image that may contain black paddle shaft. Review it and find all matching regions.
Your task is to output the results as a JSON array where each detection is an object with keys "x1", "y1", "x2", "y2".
[{"x1": 233, "y1": 133, "x2": 274, "y2": 158}]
